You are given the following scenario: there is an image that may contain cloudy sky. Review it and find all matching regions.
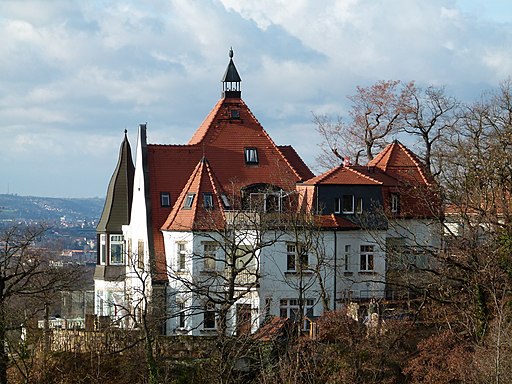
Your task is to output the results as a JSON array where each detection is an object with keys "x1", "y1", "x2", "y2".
[{"x1": 1, "y1": 0, "x2": 511, "y2": 198}]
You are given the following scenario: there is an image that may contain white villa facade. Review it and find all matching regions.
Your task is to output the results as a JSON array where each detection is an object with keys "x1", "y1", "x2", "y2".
[{"x1": 94, "y1": 50, "x2": 441, "y2": 336}]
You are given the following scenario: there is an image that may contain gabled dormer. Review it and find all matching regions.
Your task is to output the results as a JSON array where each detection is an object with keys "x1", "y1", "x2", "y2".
[{"x1": 161, "y1": 157, "x2": 227, "y2": 232}]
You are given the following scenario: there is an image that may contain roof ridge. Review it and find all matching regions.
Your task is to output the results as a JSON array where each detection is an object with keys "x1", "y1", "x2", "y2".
[
  {"x1": 395, "y1": 141, "x2": 430, "y2": 185},
  {"x1": 304, "y1": 166, "x2": 342, "y2": 184},
  {"x1": 188, "y1": 99, "x2": 224, "y2": 145},
  {"x1": 367, "y1": 142, "x2": 392, "y2": 170},
  {"x1": 276, "y1": 145, "x2": 313, "y2": 180},
  {"x1": 347, "y1": 166, "x2": 383, "y2": 184},
  {"x1": 204, "y1": 160, "x2": 227, "y2": 222}
]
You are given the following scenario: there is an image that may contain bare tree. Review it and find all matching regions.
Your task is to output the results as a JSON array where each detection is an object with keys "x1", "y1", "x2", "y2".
[
  {"x1": 401, "y1": 82, "x2": 459, "y2": 175},
  {"x1": 315, "y1": 80, "x2": 405, "y2": 168},
  {"x1": 167, "y1": 207, "x2": 282, "y2": 338},
  {"x1": 0, "y1": 223, "x2": 82, "y2": 384}
]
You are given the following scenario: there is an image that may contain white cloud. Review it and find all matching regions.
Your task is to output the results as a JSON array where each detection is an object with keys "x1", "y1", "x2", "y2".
[{"x1": 0, "y1": 0, "x2": 511, "y2": 197}]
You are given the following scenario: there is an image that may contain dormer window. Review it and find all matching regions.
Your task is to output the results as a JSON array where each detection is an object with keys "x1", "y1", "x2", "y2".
[
  {"x1": 183, "y1": 193, "x2": 195, "y2": 209},
  {"x1": 356, "y1": 197, "x2": 363, "y2": 214},
  {"x1": 245, "y1": 148, "x2": 258, "y2": 164},
  {"x1": 342, "y1": 195, "x2": 355, "y2": 214},
  {"x1": 203, "y1": 193, "x2": 213, "y2": 209},
  {"x1": 334, "y1": 198, "x2": 341, "y2": 214},
  {"x1": 230, "y1": 109, "x2": 240, "y2": 119},
  {"x1": 160, "y1": 192, "x2": 171, "y2": 207},
  {"x1": 221, "y1": 193, "x2": 231, "y2": 209}
]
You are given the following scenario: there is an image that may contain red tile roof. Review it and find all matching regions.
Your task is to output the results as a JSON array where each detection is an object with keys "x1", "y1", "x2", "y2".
[
  {"x1": 316, "y1": 214, "x2": 360, "y2": 229},
  {"x1": 161, "y1": 158, "x2": 226, "y2": 231},
  {"x1": 368, "y1": 140, "x2": 431, "y2": 185},
  {"x1": 253, "y1": 316, "x2": 293, "y2": 341},
  {"x1": 277, "y1": 145, "x2": 315, "y2": 181},
  {"x1": 146, "y1": 96, "x2": 313, "y2": 279},
  {"x1": 302, "y1": 165, "x2": 397, "y2": 186}
]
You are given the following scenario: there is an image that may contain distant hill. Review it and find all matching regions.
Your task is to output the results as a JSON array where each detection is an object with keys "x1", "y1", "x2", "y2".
[{"x1": 0, "y1": 194, "x2": 105, "y2": 225}]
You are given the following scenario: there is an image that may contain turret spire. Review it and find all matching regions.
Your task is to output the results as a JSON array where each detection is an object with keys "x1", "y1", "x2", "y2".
[{"x1": 221, "y1": 47, "x2": 241, "y2": 98}]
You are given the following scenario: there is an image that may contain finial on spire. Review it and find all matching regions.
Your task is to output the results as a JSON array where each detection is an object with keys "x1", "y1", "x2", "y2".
[
  {"x1": 229, "y1": 47, "x2": 233, "y2": 58},
  {"x1": 124, "y1": 129, "x2": 127, "y2": 134}
]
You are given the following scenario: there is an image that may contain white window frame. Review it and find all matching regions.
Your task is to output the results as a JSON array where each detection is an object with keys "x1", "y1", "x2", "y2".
[
  {"x1": 250, "y1": 192, "x2": 282, "y2": 212},
  {"x1": 177, "y1": 301, "x2": 186, "y2": 329},
  {"x1": 334, "y1": 197, "x2": 341, "y2": 214},
  {"x1": 244, "y1": 147, "x2": 259, "y2": 164},
  {"x1": 203, "y1": 242, "x2": 217, "y2": 271},
  {"x1": 203, "y1": 193, "x2": 214, "y2": 209},
  {"x1": 344, "y1": 244, "x2": 351, "y2": 271},
  {"x1": 356, "y1": 196, "x2": 363, "y2": 214},
  {"x1": 286, "y1": 243, "x2": 308, "y2": 272},
  {"x1": 100, "y1": 234, "x2": 106, "y2": 264},
  {"x1": 109, "y1": 234, "x2": 125, "y2": 265},
  {"x1": 360, "y1": 244, "x2": 375, "y2": 272},
  {"x1": 391, "y1": 193, "x2": 400, "y2": 213},
  {"x1": 203, "y1": 302, "x2": 216, "y2": 329},
  {"x1": 220, "y1": 193, "x2": 231, "y2": 209},
  {"x1": 183, "y1": 193, "x2": 195, "y2": 209},
  {"x1": 279, "y1": 298, "x2": 314, "y2": 330},
  {"x1": 137, "y1": 240, "x2": 144, "y2": 269},
  {"x1": 160, "y1": 192, "x2": 171, "y2": 207},
  {"x1": 342, "y1": 194, "x2": 355, "y2": 214},
  {"x1": 177, "y1": 242, "x2": 186, "y2": 271}
]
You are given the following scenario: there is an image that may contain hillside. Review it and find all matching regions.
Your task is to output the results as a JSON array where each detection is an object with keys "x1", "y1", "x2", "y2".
[{"x1": 0, "y1": 194, "x2": 104, "y2": 225}]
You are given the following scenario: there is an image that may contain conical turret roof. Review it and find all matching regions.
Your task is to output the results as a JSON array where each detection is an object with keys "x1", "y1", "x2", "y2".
[{"x1": 97, "y1": 131, "x2": 135, "y2": 232}]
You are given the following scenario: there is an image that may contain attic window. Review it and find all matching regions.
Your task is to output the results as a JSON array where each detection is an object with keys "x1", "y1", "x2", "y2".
[
  {"x1": 244, "y1": 148, "x2": 259, "y2": 164},
  {"x1": 342, "y1": 195, "x2": 354, "y2": 214},
  {"x1": 356, "y1": 197, "x2": 363, "y2": 214},
  {"x1": 220, "y1": 193, "x2": 231, "y2": 209},
  {"x1": 203, "y1": 193, "x2": 214, "y2": 209},
  {"x1": 334, "y1": 198, "x2": 341, "y2": 214},
  {"x1": 230, "y1": 109, "x2": 240, "y2": 119},
  {"x1": 183, "y1": 193, "x2": 195, "y2": 209},
  {"x1": 160, "y1": 192, "x2": 171, "y2": 207}
]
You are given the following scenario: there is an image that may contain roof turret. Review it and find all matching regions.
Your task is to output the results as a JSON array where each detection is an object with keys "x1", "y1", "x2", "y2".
[
  {"x1": 97, "y1": 130, "x2": 135, "y2": 233},
  {"x1": 222, "y1": 48, "x2": 241, "y2": 98}
]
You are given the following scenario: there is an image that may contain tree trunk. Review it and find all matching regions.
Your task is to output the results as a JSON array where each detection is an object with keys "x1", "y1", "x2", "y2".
[{"x1": 0, "y1": 305, "x2": 7, "y2": 384}]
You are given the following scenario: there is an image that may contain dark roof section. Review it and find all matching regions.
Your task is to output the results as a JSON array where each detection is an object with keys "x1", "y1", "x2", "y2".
[
  {"x1": 97, "y1": 131, "x2": 135, "y2": 233},
  {"x1": 277, "y1": 145, "x2": 315, "y2": 181},
  {"x1": 222, "y1": 48, "x2": 241, "y2": 98}
]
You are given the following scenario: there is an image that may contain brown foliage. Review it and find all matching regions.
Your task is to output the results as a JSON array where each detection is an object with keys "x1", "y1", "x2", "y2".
[{"x1": 404, "y1": 330, "x2": 475, "y2": 384}]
